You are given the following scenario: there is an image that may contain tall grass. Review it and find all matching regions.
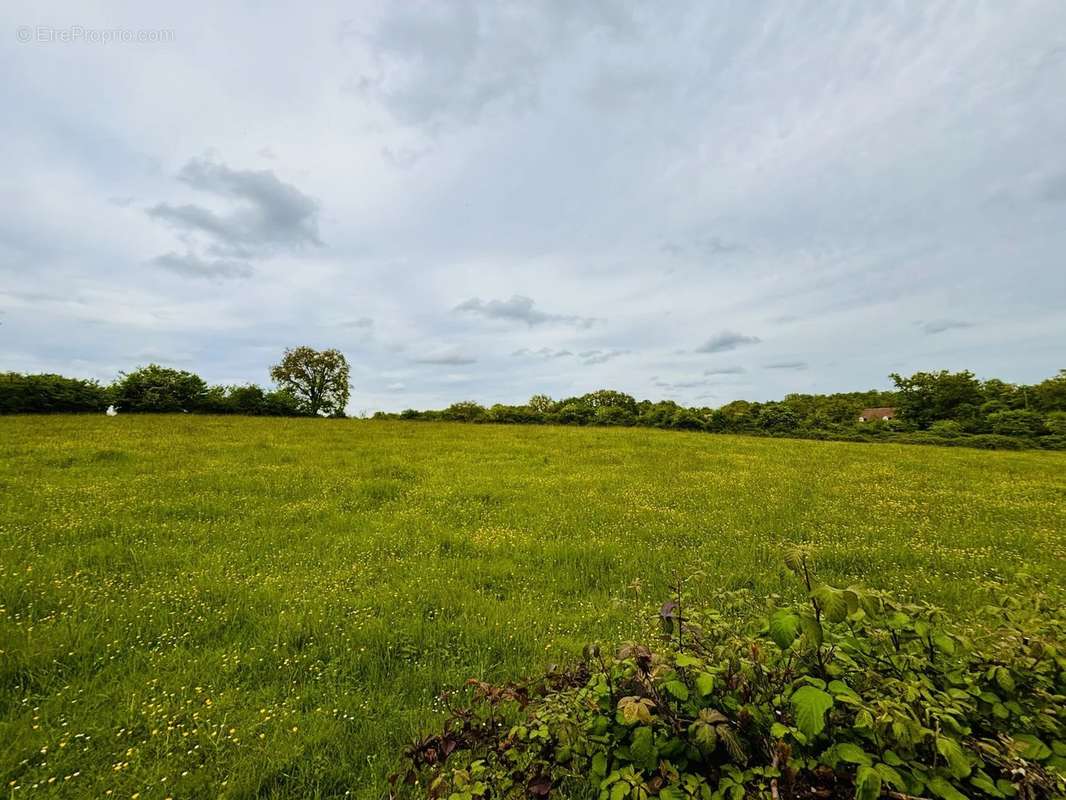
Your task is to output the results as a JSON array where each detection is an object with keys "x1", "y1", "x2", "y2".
[{"x1": 1, "y1": 417, "x2": 1063, "y2": 798}]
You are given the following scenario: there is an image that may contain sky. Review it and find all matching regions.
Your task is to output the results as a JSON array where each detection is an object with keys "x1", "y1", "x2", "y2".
[{"x1": 2, "y1": 2, "x2": 1065, "y2": 414}]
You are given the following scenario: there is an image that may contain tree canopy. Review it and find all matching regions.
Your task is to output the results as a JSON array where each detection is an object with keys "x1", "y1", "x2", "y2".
[
  {"x1": 111, "y1": 365, "x2": 207, "y2": 413},
  {"x1": 269, "y1": 346, "x2": 351, "y2": 417}
]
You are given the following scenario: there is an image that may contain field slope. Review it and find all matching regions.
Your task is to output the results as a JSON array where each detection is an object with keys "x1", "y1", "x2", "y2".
[{"x1": 1, "y1": 416, "x2": 1064, "y2": 798}]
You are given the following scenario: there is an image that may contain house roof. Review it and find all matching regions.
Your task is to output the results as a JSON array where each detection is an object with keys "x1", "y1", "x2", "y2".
[{"x1": 859, "y1": 407, "x2": 896, "y2": 418}]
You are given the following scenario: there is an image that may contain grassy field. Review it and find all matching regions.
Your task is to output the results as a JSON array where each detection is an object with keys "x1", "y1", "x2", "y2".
[{"x1": 1, "y1": 416, "x2": 1064, "y2": 799}]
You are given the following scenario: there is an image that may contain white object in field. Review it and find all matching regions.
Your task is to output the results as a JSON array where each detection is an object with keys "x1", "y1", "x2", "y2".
[{"x1": 106, "y1": 405, "x2": 118, "y2": 416}]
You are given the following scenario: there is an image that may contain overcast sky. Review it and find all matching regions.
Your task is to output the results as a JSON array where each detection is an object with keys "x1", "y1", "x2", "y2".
[{"x1": 2, "y1": 2, "x2": 1065, "y2": 413}]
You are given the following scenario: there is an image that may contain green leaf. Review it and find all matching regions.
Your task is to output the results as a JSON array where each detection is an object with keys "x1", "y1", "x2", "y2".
[
  {"x1": 1012, "y1": 733, "x2": 1051, "y2": 761},
  {"x1": 827, "y1": 679, "x2": 856, "y2": 697},
  {"x1": 717, "y1": 724, "x2": 747, "y2": 763},
  {"x1": 600, "y1": 770, "x2": 620, "y2": 789},
  {"x1": 791, "y1": 685, "x2": 834, "y2": 738},
  {"x1": 783, "y1": 547, "x2": 805, "y2": 575},
  {"x1": 883, "y1": 750, "x2": 904, "y2": 767},
  {"x1": 812, "y1": 584, "x2": 848, "y2": 623},
  {"x1": 610, "y1": 780, "x2": 629, "y2": 800},
  {"x1": 675, "y1": 653, "x2": 701, "y2": 668},
  {"x1": 968, "y1": 770, "x2": 1004, "y2": 798},
  {"x1": 994, "y1": 667, "x2": 1015, "y2": 693},
  {"x1": 617, "y1": 696, "x2": 655, "y2": 725},
  {"x1": 995, "y1": 778, "x2": 1017, "y2": 796},
  {"x1": 936, "y1": 736, "x2": 972, "y2": 779},
  {"x1": 928, "y1": 775, "x2": 969, "y2": 800},
  {"x1": 591, "y1": 752, "x2": 608, "y2": 779},
  {"x1": 689, "y1": 719, "x2": 717, "y2": 752},
  {"x1": 629, "y1": 726, "x2": 657, "y2": 771},
  {"x1": 695, "y1": 672, "x2": 715, "y2": 697},
  {"x1": 875, "y1": 763, "x2": 906, "y2": 791},
  {"x1": 698, "y1": 708, "x2": 728, "y2": 724},
  {"x1": 855, "y1": 765, "x2": 882, "y2": 800},
  {"x1": 799, "y1": 612, "x2": 823, "y2": 646},
  {"x1": 659, "y1": 788, "x2": 679, "y2": 800},
  {"x1": 837, "y1": 743, "x2": 872, "y2": 766},
  {"x1": 663, "y1": 680, "x2": 689, "y2": 701},
  {"x1": 843, "y1": 588, "x2": 862, "y2": 616},
  {"x1": 769, "y1": 609, "x2": 801, "y2": 650},
  {"x1": 933, "y1": 633, "x2": 956, "y2": 654}
]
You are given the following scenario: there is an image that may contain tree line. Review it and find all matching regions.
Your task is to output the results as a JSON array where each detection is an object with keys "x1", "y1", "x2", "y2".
[
  {"x1": 374, "y1": 370, "x2": 1066, "y2": 450},
  {"x1": 4, "y1": 358, "x2": 1065, "y2": 449},
  {"x1": 0, "y1": 346, "x2": 350, "y2": 417}
]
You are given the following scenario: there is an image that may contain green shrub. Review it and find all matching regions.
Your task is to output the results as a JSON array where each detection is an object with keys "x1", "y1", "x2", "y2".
[
  {"x1": 929, "y1": 420, "x2": 964, "y2": 438},
  {"x1": 557, "y1": 402, "x2": 595, "y2": 426},
  {"x1": 596, "y1": 406, "x2": 637, "y2": 426},
  {"x1": 399, "y1": 553, "x2": 1065, "y2": 800},
  {"x1": 581, "y1": 391, "x2": 639, "y2": 414},
  {"x1": 669, "y1": 410, "x2": 706, "y2": 431},
  {"x1": 756, "y1": 404, "x2": 799, "y2": 432},
  {"x1": 963, "y1": 434, "x2": 1029, "y2": 451},
  {"x1": 987, "y1": 410, "x2": 1046, "y2": 438},
  {"x1": 442, "y1": 401, "x2": 488, "y2": 422},
  {"x1": 110, "y1": 364, "x2": 207, "y2": 413},
  {"x1": 1045, "y1": 412, "x2": 1066, "y2": 436},
  {"x1": 0, "y1": 372, "x2": 110, "y2": 413},
  {"x1": 488, "y1": 405, "x2": 544, "y2": 424}
]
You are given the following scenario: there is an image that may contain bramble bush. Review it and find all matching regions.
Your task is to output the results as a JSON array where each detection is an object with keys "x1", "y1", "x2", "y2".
[{"x1": 396, "y1": 550, "x2": 1065, "y2": 800}]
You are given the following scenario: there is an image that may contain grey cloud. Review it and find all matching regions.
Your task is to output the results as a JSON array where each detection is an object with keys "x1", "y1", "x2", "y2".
[
  {"x1": 151, "y1": 251, "x2": 253, "y2": 280},
  {"x1": 661, "y1": 235, "x2": 744, "y2": 259},
  {"x1": 655, "y1": 378, "x2": 710, "y2": 390},
  {"x1": 579, "y1": 349, "x2": 627, "y2": 365},
  {"x1": 695, "y1": 331, "x2": 762, "y2": 354},
  {"x1": 381, "y1": 145, "x2": 428, "y2": 170},
  {"x1": 346, "y1": 4, "x2": 638, "y2": 128},
  {"x1": 512, "y1": 347, "x2": 573, "y2": 359},
  {"x1": 412, "y1": 349, "x2": 477, "y2": 365},
  {"x1": 147, "y1": 157, "x2": 322, "y2": 257},
  {"x1": 1039, "y1": 171, "x2": 1066, "y2": 204},
  {"x1": 456, "y1": 295, "x2": 596, "y2": 328},
  {"x1": 704, "y1": 366, "x2": 746, "y2": 375},
  {"x1": 920, "y1": 320, "x2": 974, "y2": 335},
  {"x1": 339, "y1": 317, "x2": 374, "y2": 329},
  {"x1": 764, "y1": 361, "x2": 807, "y2": 371},
  {"x1": 511, "y1": 346, "x2": 622, "y2": 363}
]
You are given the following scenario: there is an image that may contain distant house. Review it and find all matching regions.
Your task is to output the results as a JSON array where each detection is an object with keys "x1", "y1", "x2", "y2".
[{"x1": 858, "y1": 407, "x2": 896, "y2": 422}]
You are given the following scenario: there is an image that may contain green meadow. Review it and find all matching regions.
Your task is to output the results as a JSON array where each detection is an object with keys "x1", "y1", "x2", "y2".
[{"x1": 1, "y1": 416, "x2": 1064, "y2": 799}]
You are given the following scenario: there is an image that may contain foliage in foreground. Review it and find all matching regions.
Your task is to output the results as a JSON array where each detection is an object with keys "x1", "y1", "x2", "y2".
[{"x1": 398, "y1": 553, "x2": 1066, "y2": 800}]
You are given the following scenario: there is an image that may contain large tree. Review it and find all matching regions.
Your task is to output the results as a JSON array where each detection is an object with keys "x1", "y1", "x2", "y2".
[
  {"x1": 269, "y1": 347, "x2": 350, "y2": 417},
  {"x1": 889, "y1": 370, "x2": 983, "y2": 429}
]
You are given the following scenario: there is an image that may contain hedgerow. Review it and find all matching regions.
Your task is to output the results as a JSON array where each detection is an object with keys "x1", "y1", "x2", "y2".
[{"x1": 396, "y1": 551, "x2": 1065, "y2": 800}]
